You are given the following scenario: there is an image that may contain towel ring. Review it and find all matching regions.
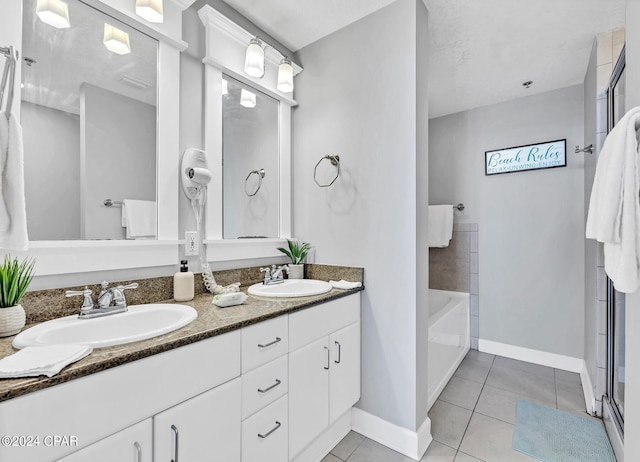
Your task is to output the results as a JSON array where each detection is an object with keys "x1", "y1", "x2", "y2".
[
  {"x1": 314, "y1": 155, "x2": 340, "y2": 187},
  {"x1": 245, "y1": 169, "x2": 265, "y2": 196}
]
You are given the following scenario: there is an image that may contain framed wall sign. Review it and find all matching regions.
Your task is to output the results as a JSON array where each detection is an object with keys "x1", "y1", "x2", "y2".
[{"x1": 485, "y1": 139, "x2": 566, "y2": 176}]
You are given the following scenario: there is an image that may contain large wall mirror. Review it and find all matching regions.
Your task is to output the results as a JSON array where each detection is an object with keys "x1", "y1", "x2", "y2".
[
  {"x1": 222, "y1": 76, "x2": 280, "y2": 239},
  {"x1": 22, "y1": 0, "x2": 158, "y2": 241}
]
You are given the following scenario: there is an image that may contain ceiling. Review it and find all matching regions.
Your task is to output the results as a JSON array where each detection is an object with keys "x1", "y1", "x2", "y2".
[{"x1": 222, "y1": 0, "x2": 626, "y2": 118}]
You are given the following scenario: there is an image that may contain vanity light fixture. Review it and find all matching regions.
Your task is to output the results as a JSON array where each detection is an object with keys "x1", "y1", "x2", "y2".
[
  {"x1": 135, "y1": 0, "x2": 163, "y2": 24},
  {"x1": 36, "y1": 0, "x2": 71, "y2": 29},
  {"x1": 277, "y1": 58, "x2": 294, "y2": 93},
  {"x1": 244, "y1": 38, "x2": 265, "y2": 78},
  {"x1": 240, "y1": 88, "x2": 256, "y2": 108},
  {"x1": 103, "y1": 23, "x2": 131, "y2": 55}
]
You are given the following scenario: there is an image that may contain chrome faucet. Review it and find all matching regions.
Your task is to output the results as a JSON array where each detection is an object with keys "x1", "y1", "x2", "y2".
[
  {"x1": 66, "y1": 281, "x2": 138, "y2": 319},
  {"x1": 260, "y1": 264, "x2": 289, "y2": 285}
]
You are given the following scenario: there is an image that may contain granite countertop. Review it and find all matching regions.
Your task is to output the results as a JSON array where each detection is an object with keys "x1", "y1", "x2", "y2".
[{"x1": 0, "y1": 284, "x2": 363, "y2": 403}]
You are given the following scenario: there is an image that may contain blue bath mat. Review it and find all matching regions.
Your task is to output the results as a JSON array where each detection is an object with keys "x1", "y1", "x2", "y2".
[{"x1": 512, "y1": 400, "x2": 616, "y2": 462}]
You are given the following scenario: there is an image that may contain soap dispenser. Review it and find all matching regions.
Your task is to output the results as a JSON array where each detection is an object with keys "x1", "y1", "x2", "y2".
[{"x1": 174, "y1": 260, "x2": 194, "y2": 302}]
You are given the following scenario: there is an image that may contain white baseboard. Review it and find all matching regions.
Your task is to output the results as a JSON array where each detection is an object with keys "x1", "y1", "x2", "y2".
[
  {"x1": 580, "y1": 360, "x2": 597, "y2": 415},
  {"x1": 291, "y1": 410, "x2": 351, "y2": 462},
  {"x1": 478, "y1": 339, "x2": 583, "y2": 372},
  {"x1": 351, "y1": 407, "x2": 432, "y2": 461}
]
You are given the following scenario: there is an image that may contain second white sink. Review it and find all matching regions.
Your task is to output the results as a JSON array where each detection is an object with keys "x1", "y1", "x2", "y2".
[
  {"x1": 12, "y1": 303, "x2": 197, "y2": 349},
  {"x1": 247, "y1": 279, "x2": 332, "y2": 298}
]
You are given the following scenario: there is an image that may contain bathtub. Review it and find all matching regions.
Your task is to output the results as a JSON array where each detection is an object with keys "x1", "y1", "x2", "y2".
[{"x1": 427, "y1": 289, "x2": 470, "y2": 410}]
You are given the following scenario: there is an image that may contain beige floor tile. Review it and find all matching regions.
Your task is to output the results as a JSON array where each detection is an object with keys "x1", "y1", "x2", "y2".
[
  {"x1": 475, "y1": 385, "x2": 554, "y2": 424},
  {"x1": 485, "y1": 365, "x2": 556, "y2": 404},
  {"x1": 347, "y1": 438, "x2": 414, "y2": 462},
  {"x1": 439, "y1": 376, "x2": 484, "y2": 410},
  {"x1": 493, "y1": 356, "x2": 554, "y2": 378},
  {"x1": 420, "y1": 440, "x2": 457, "y2": 462},
  {"x1": 428, "y1": 400, "x2": 473, "y2": 449},
  {"x1": 330, "y1": 431, "x2": 365, "y2": 460},
  {"x1": 454, "y1": 358, "x2": 492, "y2": 384}
]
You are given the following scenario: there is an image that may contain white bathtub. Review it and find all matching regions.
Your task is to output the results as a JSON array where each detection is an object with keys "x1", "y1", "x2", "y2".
[{"x1": 427, "y1": 289, "x2": 470, "y2": 410}]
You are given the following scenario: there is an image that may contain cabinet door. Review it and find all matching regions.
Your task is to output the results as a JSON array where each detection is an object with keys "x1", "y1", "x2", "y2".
[
  {"x1": 288, "y1": 337, "x2": 329, "y2": 458},
  {"x1": 329, "y1": 322, "x2": 361, "y2": 423},
  {"x1": 154, "y1": 377, "x2": 241, "y2": 462},
  {"x1": 56, "y1": 419, "x2": 152, "y2": 462}
]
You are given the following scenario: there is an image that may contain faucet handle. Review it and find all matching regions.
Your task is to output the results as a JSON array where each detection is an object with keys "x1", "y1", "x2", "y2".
[
  {"x1": 260, "y1": 267, "x2": 272, "y2": 276},
  {"x1": 118, "y1": 282, "x2": 139, "y2": 291},
  {"x1": 65, "y1": 287, "x2": 94, "y2": 310}
]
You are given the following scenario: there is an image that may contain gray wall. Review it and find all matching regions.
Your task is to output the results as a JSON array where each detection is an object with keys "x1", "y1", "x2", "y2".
[
  {"x1": 293, "y1": 0, "x2": 429, "y2": 431},
  {"x1": 22, "y1": 102, "x2": 80, "y2": 240},
  {"x1": 429, "y1": 85, "x2": 585, "y2": 358},
  {"x1": 583, "y1": 40, "x2": 599, "y2": 408},
  {"x1": 81, "y1": 83, "x2": 156, "y2": 240}
]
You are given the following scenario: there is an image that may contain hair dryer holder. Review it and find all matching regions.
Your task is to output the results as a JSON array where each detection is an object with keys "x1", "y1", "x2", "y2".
[{"x1": 181, "y1": 148, "x2": 211, "y2": 200}]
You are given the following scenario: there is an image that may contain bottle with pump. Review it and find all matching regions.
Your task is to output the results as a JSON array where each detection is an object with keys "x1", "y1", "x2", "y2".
[{"x1": 174, "y1": 260, "x2": 194, "y2": 302}]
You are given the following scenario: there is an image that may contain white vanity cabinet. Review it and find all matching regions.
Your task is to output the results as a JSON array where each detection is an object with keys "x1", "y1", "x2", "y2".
[
  {"x1": 154, "y1": 378, "x2": 241, "y2": 461},
  {"x1": 288, "y1": 295, "x2": 361, "y2": 459},
  {"x1": 55, "y1": 419, "x2": 152, "y2": 462}
]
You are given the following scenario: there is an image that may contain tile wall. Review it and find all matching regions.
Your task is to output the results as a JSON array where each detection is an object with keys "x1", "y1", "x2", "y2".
[{"x1": 429, "y1": 223, "x2": 480, "y2": 349}]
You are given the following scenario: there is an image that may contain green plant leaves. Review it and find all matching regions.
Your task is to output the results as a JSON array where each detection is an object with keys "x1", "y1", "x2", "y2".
[
  {"x1": 0, "y1": 256, "x2": 35, "y2": 308},
  {"x1": 277, "y1": 240, "x2": 311, "y2": 265}
]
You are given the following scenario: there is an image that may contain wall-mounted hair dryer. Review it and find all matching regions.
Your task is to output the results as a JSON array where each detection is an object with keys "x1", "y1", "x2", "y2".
[{"x1": 181, "y1": 148, "x2": 212, "y2": 200}]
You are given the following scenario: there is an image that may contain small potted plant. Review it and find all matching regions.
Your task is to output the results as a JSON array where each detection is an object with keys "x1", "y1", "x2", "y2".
[
  {"x1": 277, "y1": 239, "x2": 311, "y2": 279},
  {"x1": 0, "y1": 256, "x2": 35, "y2": 337}
]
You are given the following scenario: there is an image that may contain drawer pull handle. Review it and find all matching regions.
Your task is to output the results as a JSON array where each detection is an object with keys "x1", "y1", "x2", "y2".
[
  {"x1": 258, "y1": 337, "x2": 282, "y2": 348},
  {"x1": 258, "y1": 421, "x2": 281, "y2": 439},
  {"x1": 324, "y1": 346, "x2": 330, "y2": 370},
  {"x1": 335, "y1": 341, "x2": 341, "y2": 364},
  {"x1": 258, "y1": 378, "x2": 282, "y2": 393},
  {"x1": 171, "y1": 424, "x2": 179, "y2": 462},
  {"x1": 134, "y1": 441, "x2": 142, "y2": 462}
]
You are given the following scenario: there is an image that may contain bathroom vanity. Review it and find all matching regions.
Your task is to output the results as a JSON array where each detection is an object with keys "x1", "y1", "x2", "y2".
[{"x1": 0, "y1": 284, "x2": 362, "y2": 462}]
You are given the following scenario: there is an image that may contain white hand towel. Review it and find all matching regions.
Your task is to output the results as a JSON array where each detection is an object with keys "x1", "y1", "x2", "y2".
[
  {"x1": 329, "y1": 280, "x2": 362, "y2": 290},
  {"x1": 0, "y1": 344, "x2": 92, "y2": 378},
  {"x1": 586, "y1": 106, "x2": 640, "y2": 293},
  {"x1": 0, "y1": 112, "x2": 29, "y2": 251},
  {"x1": 122, "y1": 199, "x2": 156, "y2": 239},
  {"x1": 427, "y1": 205, "x2": 454, "y2": 248}
]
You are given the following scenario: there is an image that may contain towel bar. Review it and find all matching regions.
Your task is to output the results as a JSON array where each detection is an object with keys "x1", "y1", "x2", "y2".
[
  {"x1": 104, "y1": 199, "x2": 123, "y2": 207},
  {"x1": 453, "y1": 203, "x2": 465, "y2": 211}
]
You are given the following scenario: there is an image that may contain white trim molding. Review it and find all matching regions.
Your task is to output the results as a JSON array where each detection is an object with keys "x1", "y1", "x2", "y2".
[
  {"x1": 580, "y1": 360, "x2": 597, "y2": 415},
  {"x1": 478, "y1": 339, "x2": 584, "y2": 372},
  {"x1": 351, "y1": 408, "x2": 432, "y2": 461}
]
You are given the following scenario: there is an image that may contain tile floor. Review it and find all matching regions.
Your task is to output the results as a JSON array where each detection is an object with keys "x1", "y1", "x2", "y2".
[{"x1": 324, "y1": 351, "x2": 603, "y2": 462}]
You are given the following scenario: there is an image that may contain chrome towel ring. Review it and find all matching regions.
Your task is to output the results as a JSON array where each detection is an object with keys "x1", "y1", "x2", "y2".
[
  {"x1": 245, "y1": 169, "x2": 265, "y2": 196},
  {"x1": 314, "y1": 155, "x2": 340, "y2": 187}
]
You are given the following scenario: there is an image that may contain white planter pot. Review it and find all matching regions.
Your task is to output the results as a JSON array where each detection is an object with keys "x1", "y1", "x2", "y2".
[
  {"x1": 0, "y1": 304, "x2": 26, "y2": 337},
  {"x1": 288, "y1": 264, "x2": 304, "y2": 279}
]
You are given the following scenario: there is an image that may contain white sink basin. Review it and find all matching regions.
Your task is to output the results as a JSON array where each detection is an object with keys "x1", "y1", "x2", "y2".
[
  {"x1": 12, "y1": 303, "x2": 197, "y2": 349},
  {"x1": 247, "y1": 279, "x2": 332, "y2": 298}
]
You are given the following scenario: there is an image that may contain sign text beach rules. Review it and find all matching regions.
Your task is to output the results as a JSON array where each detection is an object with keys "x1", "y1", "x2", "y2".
[{"x1": 485, "y1": 139, "x2": 566, "y2": 175}]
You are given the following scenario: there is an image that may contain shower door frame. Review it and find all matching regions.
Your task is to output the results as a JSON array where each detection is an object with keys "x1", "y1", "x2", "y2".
[{"x1": 604, "y1": 44, "x2": 626, "y2": 444}]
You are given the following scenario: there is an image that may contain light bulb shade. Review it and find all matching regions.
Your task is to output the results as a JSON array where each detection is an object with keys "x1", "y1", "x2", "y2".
[
  {"x1": 36, "y1": 0, "x2": 71, "y2": 29},
  {"x1": 135, "y1": 0, "x2": 163, "y2": 23},
  {"x1": 244, "y1": 38, "x2": 265, "y2": 78},
  {"x1": 240, "y1": 89, "x2": 256, "y2": 108},
  {"x1": 277, "y1": 58, "x2": 294, "y2": 93},
  {"x1": 103, "y1": 23, "x2": 131, "y2": 55}
]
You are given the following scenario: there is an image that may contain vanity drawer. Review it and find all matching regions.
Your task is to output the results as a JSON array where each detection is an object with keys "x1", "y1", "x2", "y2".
[
  {"x1": 242, "y1": 395, "x2": 288, "y2": 462},
  {"x1": 242, "y1": 315, "x2": 288, "y2": 373},
  {"x1": 242, "y1": 355, "x2": 288, "y2": 419},
  {"x1": 289, "y1": 294, "x2": 360, "y2": 351}
]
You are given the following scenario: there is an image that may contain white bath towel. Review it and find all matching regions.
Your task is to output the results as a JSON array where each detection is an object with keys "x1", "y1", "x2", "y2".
[
  {"x1": 0, "y1": 344, "x2": 92, "y2": 378},
  {"x1": 122, "y1": 199, "x2": 156, "y2": 239},
  {"x1": 0, "y1": 112, "x2": 28, "y2": 250},
  {"x1": 428, "y1": 205, "x2": 454, "y2": 248},
  {"x1": 586, "y1": 106, "x2": 640, "y2": 293}
]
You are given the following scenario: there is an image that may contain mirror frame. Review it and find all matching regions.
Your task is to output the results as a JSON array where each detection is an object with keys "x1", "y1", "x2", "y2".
[
  {"x1": 0, "y1": 0, "x2": 193, "y2": 276},
  {"x1": 198, "y1": 6, "x2": 302, "y2": 262}
]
